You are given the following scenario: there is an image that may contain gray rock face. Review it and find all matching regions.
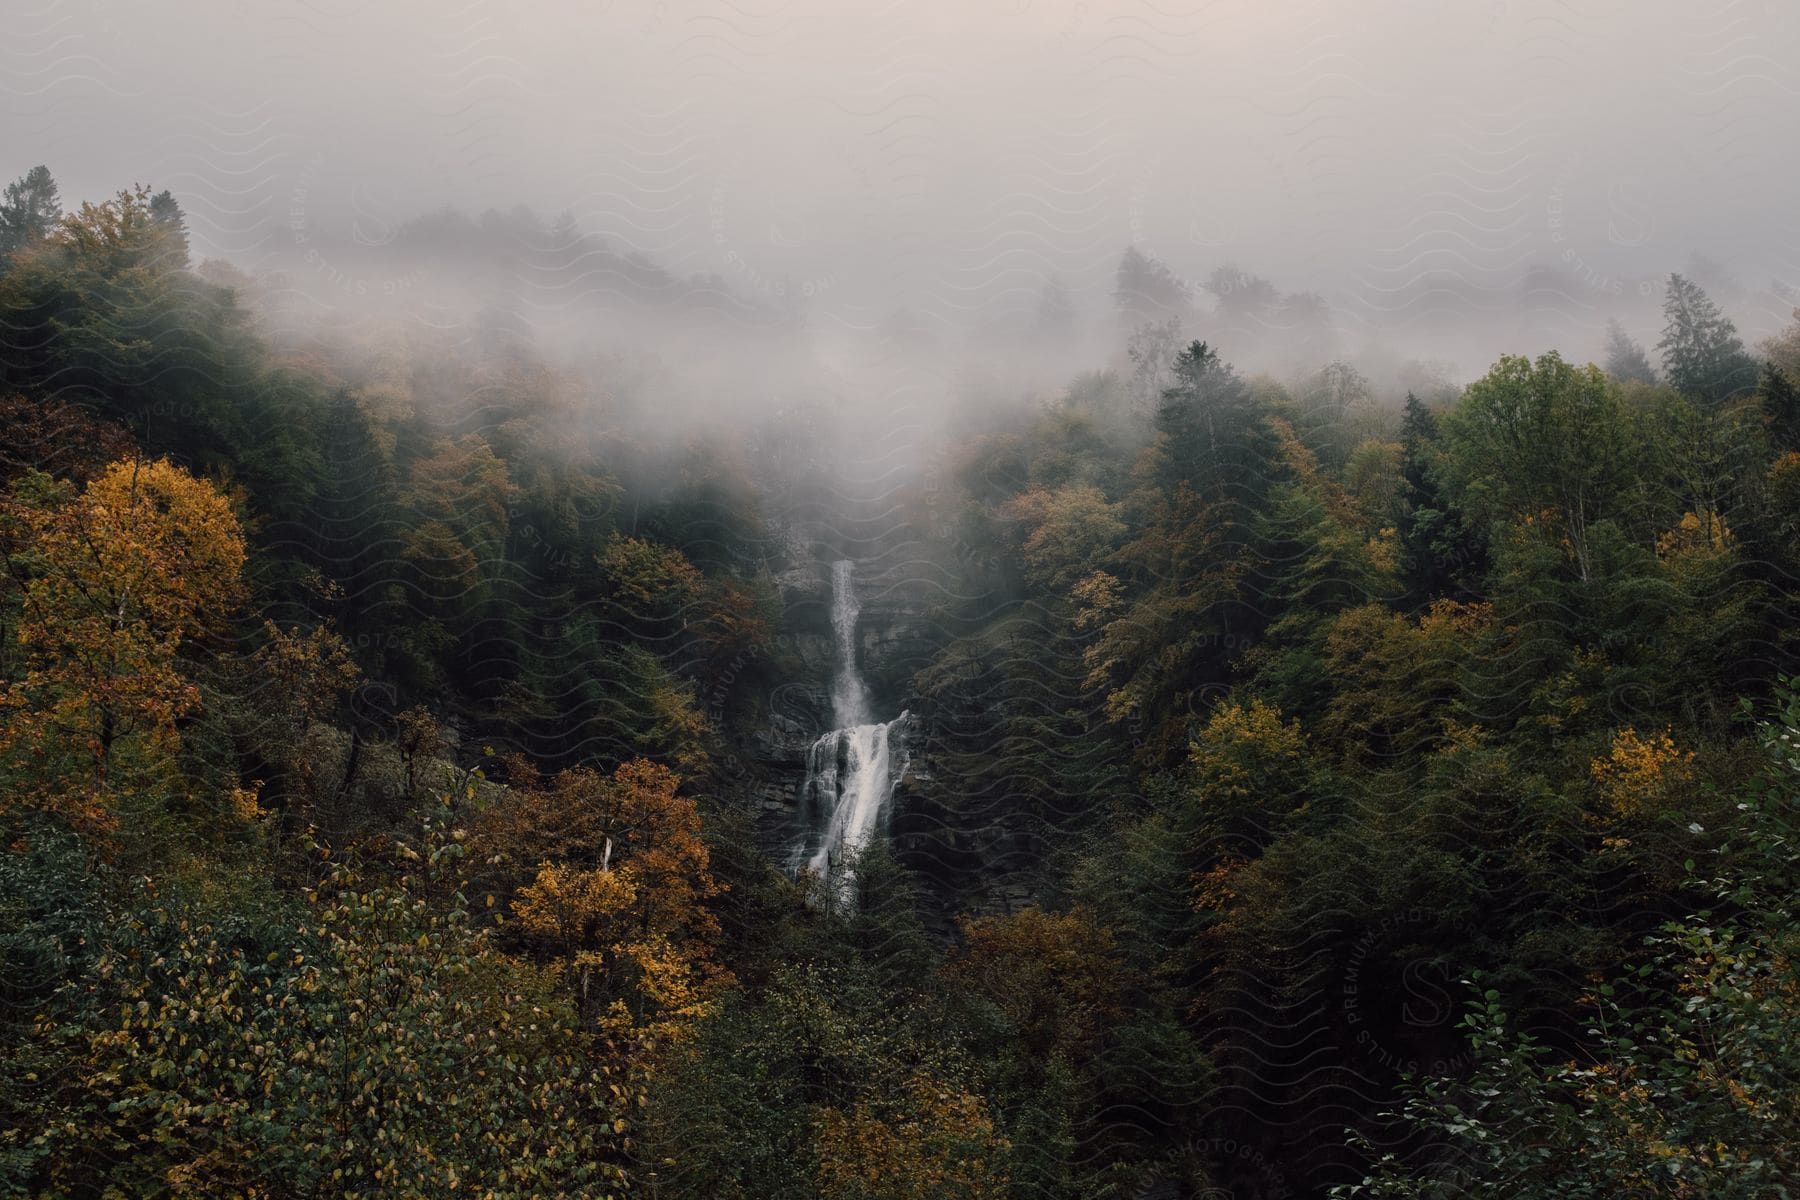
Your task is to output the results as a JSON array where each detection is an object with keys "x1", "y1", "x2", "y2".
[
  {"x1": 739, "y1": 562, "x2": 836, "y2": 856},
  {"x1": 740, "y1": 543, "x2": 1049, "y2": 925},
  {"x1": 766, "y1": 559, "x2": 836, "y2": 739},
  {"x1": 849, "y1": 559, "x2": 941, "y2": 718},
  {"x1": 760, "y1": 555, "x2": 936, "y2": 737},
  {"x1": 747, "y1": 551, "x2": 941, "y2": 864}
]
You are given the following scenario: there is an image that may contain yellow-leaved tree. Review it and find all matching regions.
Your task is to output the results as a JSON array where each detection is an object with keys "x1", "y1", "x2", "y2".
[
  {"x1": 485, "y1": 757, "x2": 730, "y2": 1066},
  {"x1": 1590, "y1": 725, "x2": 1696, "y2": 820},
  {"x1": 0, "y1": 457, "x2": 245, "y2": 832},
  {"x1": 814, "y1": 1075, "x2": 1011, "y2": 1200},
  {"x1": 944, "y1": 906, "x2": 1123, "y2": 1064}
]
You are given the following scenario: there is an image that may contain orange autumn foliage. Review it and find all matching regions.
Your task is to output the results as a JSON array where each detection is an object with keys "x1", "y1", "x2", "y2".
[
  {"x1": 599, "y1": 532, "x2": 705, "y2": 632},
  {"x1": 490, "y1": 758, "x2": 730, "y2": 1054},
  {"x1": 1591, "y1": 726, "x2": 1696, "y2": 818},
  {"x1": 0, "y1": 393, "x2": 135, "y2": 487},
  {"x1": 1, "y1": 458, "x2": 245, "y2": 831},
  {"x1": 1317, "y1": 599, "x2": 1490, "y2": 760},
  {"x1": 1188, "y1": 698, "x2": 1308, "y2": 808},
  {"x1": 945, "y1": 906, "x2": 1123, "y2": 1061},
  {"x1": 814, "y1": 1074, "x2": 1010, "y2": 1200},
  {"x1": 1656, "y1": 510, "x2": 1734, "y2": 559}
]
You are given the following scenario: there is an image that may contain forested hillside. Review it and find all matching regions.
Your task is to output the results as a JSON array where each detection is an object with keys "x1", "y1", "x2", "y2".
[{"x1": 3, "y1": 168, "x2": 1799, "y2": 1199}]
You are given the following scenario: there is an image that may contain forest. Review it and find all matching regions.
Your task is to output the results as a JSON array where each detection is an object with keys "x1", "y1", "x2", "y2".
[{"x1": 1, "y1": 162, "x2": 1798, "y2": 1200}]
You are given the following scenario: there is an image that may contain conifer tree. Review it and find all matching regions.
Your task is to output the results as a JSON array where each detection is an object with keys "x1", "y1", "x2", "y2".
[
  {"x1": 0, "y1": 165, "x2": 61, "y2": 254},
  {"x1": 1602, "y1": 317, "x2": 1656, "y2": 384},
  {"x1": 1113, "y1": 245, "x2": 1190, "y2": 329},
  {"x1": 1658, "y1": 273, "x2": 1757, "y2": 404},
  {"x1": 147, "y1": 188, "x2": 190, "y2": 269},
  {"x1": 1760, "y1": 362, "x2": 1800, "y2": 453}
]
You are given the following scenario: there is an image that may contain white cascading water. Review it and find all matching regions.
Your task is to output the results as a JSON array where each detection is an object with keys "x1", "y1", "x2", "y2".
[{"x1": 795, "y1": 559, "x2": 906, "y2": 892}]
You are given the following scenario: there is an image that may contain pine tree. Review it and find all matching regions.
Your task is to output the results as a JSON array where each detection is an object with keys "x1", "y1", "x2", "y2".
[
  {"x1": 0, "y1": 165, "x2": 61, "y2": 254},
  {"x1": 1658, "y1": 274, "x2": 1757, "y2": 404},
  {"x1": 1602, "y1": 318, "x2": 1656, "y2": 384},
  {"x1": 1396, "y1": 391, "x2": 1473, "y2": 602}
]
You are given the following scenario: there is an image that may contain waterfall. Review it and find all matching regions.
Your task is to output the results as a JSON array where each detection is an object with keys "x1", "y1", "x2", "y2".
[
  {"x1": 826, "y1": 559, "x2": 869, "y2": 729},
  {"x1": 794, "y1": 559, "x2": 906, "y2": 892}
]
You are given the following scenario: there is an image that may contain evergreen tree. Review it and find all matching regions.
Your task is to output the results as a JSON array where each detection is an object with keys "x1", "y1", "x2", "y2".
[
  {"x1": 1398, "y1": 393, "x2": 1437, "y2": 497},
  {"x1": 1203, "y1": 265, "x2": 1280, "y2": 325},
  {"x1": 1396, "y1": 391, "x2": 1483, "y2": 601},
  {"x1": 1658, "y1": 273, "x2": 1757, "y2": 404},
  {"x1": 1760, "y1": 361, "x2": 1800, "y2": 453},
  {"x1": 1152, "y1": 340, "x2": 1258, "y2": 502},
  {"x1": 1203, "y1": 265, "x2": 1282, "y2": 360},
  {"x1": 147, "y1": 188, "x2": 190, "y2": 269},
  {"x1": 1113, "y1": 245, "x2": 1189, "y2": 330},
  {"x1": 1602, "y1": 317, "x2": 1655, "y2": 384},
  {"x1": 0, "y1": 165, "x2": 61, "y2": 255}
]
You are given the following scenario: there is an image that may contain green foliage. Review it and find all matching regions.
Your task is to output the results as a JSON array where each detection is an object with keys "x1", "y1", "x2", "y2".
[
  {"x1": 1658, "y1": 273, "x2": 1759, "y2": 406},
  {"x1": 0, "y1": 166, "x2": 61, "y2": 255},
  {"x1": 1603, "y1": 318, "x2": 1656, "y2": 385},
  {"x1": 7, "y1": 167, "x2": 1800, "y2": 1200},
  {"x1": 911, "y1": 324, "x2": 1800, "y2": 1193},
  {"x1": 5, "y1": 802, "x2": 623, "y2": 1198},
  {"x1": 1396, "y1": 391, "x2": 1486, "y2": 602},
  {"x1": 1336, "y1": 682, "x2": 1800, "y2": 1198},
  {"x1": 1151, "y1": 340, "x2": 1267, "y2": 503},
  {"x1": 1758, "y1": 361, "x2": 1800, "y2": 454},
  {"x1": 645, "y1": 952, "x2": 999, "y2": 1199},
  {"x1": 1442, "y1": 352, "x2": 1628, "y2": 583}
]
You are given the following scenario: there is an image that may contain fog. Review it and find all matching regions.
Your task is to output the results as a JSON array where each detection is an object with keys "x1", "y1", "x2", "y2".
[{"x1": 13, "y1": 0, "x2": 1800, "y2": 422}]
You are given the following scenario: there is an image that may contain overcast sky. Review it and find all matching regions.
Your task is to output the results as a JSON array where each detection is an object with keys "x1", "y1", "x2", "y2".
[{"x1": 9, "y1": 0, "x2": 1799, "y2": 361}]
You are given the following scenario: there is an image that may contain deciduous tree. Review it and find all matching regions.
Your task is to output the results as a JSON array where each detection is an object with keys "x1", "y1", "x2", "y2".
[
  {"x1": 1443, "y1": 352, "x2": 1628, "y2": 582},
  {"x1": 1, "y1": 458, "x2": 245, "y2": 831}
]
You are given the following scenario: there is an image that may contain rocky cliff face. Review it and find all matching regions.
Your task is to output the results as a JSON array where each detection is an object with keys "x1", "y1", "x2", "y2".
[
  {"x1": 744, "y1": 548, "x2": 942, "y2": 868},
  {"x1": 741, "y1": 561, "x2": 831, "y2": 862},
  {"x1": 849, "y1": 557, "x2": 941, "y2": 720},
  {"x1": 738, "y1": 542, "x2": 1053, "y2": 923}
]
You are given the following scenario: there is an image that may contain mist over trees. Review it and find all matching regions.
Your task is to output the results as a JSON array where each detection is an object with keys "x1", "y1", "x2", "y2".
[
  {"x1": 1659, "y1": 273, "x2": 1759, "y2": 405},
  {"x1": 1603, "y1": 318, "x2": 1656, "y2": 385},
  {"x1": 3, "y1": 59, "x2": 1800, "y2": 1196}
]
